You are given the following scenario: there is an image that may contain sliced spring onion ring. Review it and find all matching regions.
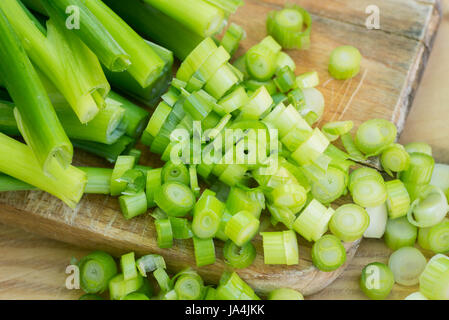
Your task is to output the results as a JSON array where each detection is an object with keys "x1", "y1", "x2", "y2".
[
  {"x1": 354, "y1": 119, "x2": 397, "y2": 156},
  {"x1": 385, "y1": 179, "x2": 410, "y2": 219},
  {"x1": 388, "y1": 246, "x2": 427, "y2": 286},
  {"x1": 363, "y1": 203, "x2": 388, "y2": 239},
  {"x1": 311, "y1": 166, "x2": 348, "y2": 205},
  {"x1": 404, "y1": 142, "x2": 432, "y2": 156},
  {"x1": 419, "y1": 254, "x2": 449, "y2": 300},
  {"x1": 407, "y1": 185, "x2": 448, "y2": 228},
  {"x1": 329, "y1": 204, "x2": 370, "y2": 242},
  {"x1": 380, "y1": 143, "x2": 410, "y2": 176},
  {"x1": 193, "y1": 237, "x2": 216, "y2": 267},
  {"x1": 328, "y1": 45, "x2": 362, "y2": 80},
  {"x1": 293, "y1": 199, "x2": 335, "y2": 242},
  {"x1": 311, "y1": 234, "x2": 346, "y2": 272},
  {"x1": 154, "y1": 182, "x2": 196, "y2": 217},
  {"x1": 351, "y1": 175, "x2": 387, "y2": 208},
  {"x1": 223, "y1": 240, "x2": 256, "y2": 269},
  {"x1": 384, "y1": 217, "x2": 417, "y2": 250},
  {"x1": 224, "y1": 210, "x2": 260, "y2": 246},
  {"x1": 399, "y1": 152, "x2": 435, "y2": 185},
  {"x1": 79, "y1": 251, "x2": 117, "y2": 294}
]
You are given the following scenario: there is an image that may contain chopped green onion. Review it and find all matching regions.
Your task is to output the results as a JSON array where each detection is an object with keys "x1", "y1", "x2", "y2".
[
  {"x1": 328, "y1": 45, "x2": 362, "y2": 80},
  {"x1": 218, "y1": 86, "x2": 248, "y2": 115},
  {"x1": 162, "y1": 161, "x2": 190, "y2": 185},
  {"x1": 237, "y1": 86, "x2": 273, "y2": 120},
  {"x1": 404, "y1": 292, "x2": 428, "y2": 300},
  {"x1": 419, "y1": 254, "x2": 449, "y2": 300},
  {"x1": 322, "y1": 121, "x2": 354, "y2": 137},
  {"x1": 155, "y1": 219, "x2": 173, "y2": 249},
  {"x1": 348, "y1": 167, "x2": 383, "y2": 193},
  {"x1": 119, "y1": 191, "x2": 148, "y2": 220},
  {"x1": 311, "y1": 166, "x2": 348, "y2": 205},
  {"x1": 189, "y1": 166, "x2": 201, "y2": 198},
  {"x1": 384, "y1": 217, "x2": 417, "y2": 250},
  {"x1": 204, "y1": 287, "x2": 217, "y2": 300},
  {"x1": 72, "y1": 135, "x2": 135, "y2": 163},
  {"x1": 223, "y1": 240, "x2": 256, "y2": 269},
  {"x1": 153, "y1": 267, "x2": 171, "y2": 292},
  {"x1": 350, "y1": 173, "x2": 387, "y2": 208},
  {"x1": 174, "y1": 273, "x2": 204, "y2": 300},
  {"x1": 245, "y1": 36, "x2": 281, "y2": 81},
  {"x1": 341, "y1": 132, "x2": 365, "y2": 161},
  {"x1": 141, "y1": 101, "x2": 172, "y2": 146},
  {"x1": 215, "y1": 209, "x2": 233, "y2": 242},
  {"x1": 169, "y1": 217, "x2": 193, "y2": 240},
  {"x1": 110, "y1": 155, "x2": 135, "y2": 196},
  {"x1": 274, "y1": 66, "x2": 296, "y2": 93},
  {"x1": 226, "y1": 187, "x2": 265, "y2": 219},
  {"x1": 0, "y1": 173, "x2": 35, "y2": 192},
  {"x1": 388, "y1": 247, "x2": 427, "y2": 286},
  {"x1": 329, "y1": 204, "x2": 370, "y2": 242},
  {"x1": 293, "y1": 199, "x2": 335, "y2": 242},
  {"x1": 364, "y1": 203, "x2": 388, "y2": 239},
  {"x1": 120, "y1": 252, "x2": 137, "y2": 281},
  {"x1": 0, "y1": 133, "x2": 86, "y2": 208},
  {"x1": 216, "y1": 272, "x2": 260, "y2": 300},
  {"x1": 407, "y1": 185, "x2": 448, "y2": 228},
  {"x1": 117, "y1": 169, "x2": 145, "y2": 195},
  {"x1": 355, "y1": 119, "x2": 397, "y2": 156},
  {"x1": 136, "y1": 254, "x2": 166, "y2": 277},
  {"x1": 192, "y1": 191, "x2": 225, "y2": 239},
  {"x1": 261, "y1": 230, "x2": 299, "y2": 265},
  {"x1": 193, "y1": 236, "x2": 216, "y2": 267},
  {"x1": 298, "y1": 87, "x2": 325, "y2": 125},
  {"x1": 243, "y1": 79, "x2": 277, "y2": 96},
  {"x1": 177, "y1": 38, "x2": 218, "y2": 82},
  {"x1": 311, "y1": 234, "x2": 346, "y2": 272},
  {"x1": 154, "y1": 182, "x2": 195, "y2": 217},
  {"x1": 291, "y1": 128, "x2": 330, "y2": 168},
  {"x1": 146, "y1": 168, "x2": 162, "y2": 208},
  {"x1": 404, "y1": 142, "x2": 432, "y2": 156},
  {"x1": 109, "y1": 273, "x2": 143, "y2": 300},
  {"x1": 266, "y1": 5, "x2": 311, "y2": 50},
  {"x1": 224, "y1": 210, "x2": 260, "y2": 246},
  {"x1": 385, "y1": 179, "x2": 411, "y2": 219},
  {"x1": 419, "y1": 218, "x2": 449, "y2": 254},
  {"x1": 268, "y1": 288, "x2": 304, "y2": 300},
  {"x1": 79, "y1": 251, "x2": 117, "y2": 294},
  {"x1": 380, "y1": 144, "x2": 410, "y2": 176},
  {"x1": 275, "y1": 51, "x2": 296, "y2": 72},
  {"x1": 400, "y1": 152, "x2": 435, "y2": 186},
  {"x1": 127, "y1": 149, "x2": 142, "y2": 164},
  {"x1": 296, "y1": 71, "x2": 319, "y2": 89},
  {"x1": 359, "y1": 262, "x2": 394, "y2": 300},
  {"x1": 430, "y1": 163, "x2": 449, "y2": 198},
  {"x1": 220, "y1": 23, "x2": 245, "y2": 56}
]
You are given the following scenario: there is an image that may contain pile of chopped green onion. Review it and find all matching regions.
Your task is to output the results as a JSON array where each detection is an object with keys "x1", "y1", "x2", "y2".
[{"x1": 0, "y1": 1, "x2": 447, "y2": 300}]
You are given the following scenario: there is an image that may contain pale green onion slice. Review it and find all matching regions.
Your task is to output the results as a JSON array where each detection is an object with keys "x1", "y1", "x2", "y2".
[
  {"x1": 220, "y1": 23, "x2": 245, "y2": 56},
  {"x1": 268, "y1": 288, "x2": 304, "y2": 300},
  {"x1": 311, "y1": 234, "x2": 346, "y2": 272},
  {"x1": 176, "y1": 38, "x2": 217, "y2": 82},
  {"x1": 388, "y1": 247, "x2": 427, "y2": 286},
  {"x1": 355, "y1": 119, "x2": 397, "y2": 156},
  {"x1": 216, "y1": 272, "x2": 260, "y2": 300},
  {"x1": 329, "y1": 204, "x2": 370, "y2": 242},
  {"x1": 384, "y1": 217, "x2": 417, "y2": 250},
  {"x1": 154, "y1": 182, "x2": 196, "y2": 217},
  {"x1": 349, "y1": 168, "x2": 384, "y2": 193},
  {"x1": 109, "y1": 273, "x2": 143, "y2": 300},
  {"x1": 298, "y1": 88, "x2": 325, "y2": 125},
  {"x1": 224, "y1": 210, "x2": 260, "y2": 246},
  {"x1": 380, "y1": 143, "x2": 410, "y2": 176},
  {"x1": 399, "y1": 152, "x2": 435, "y2": 185},
  {"x1": 192, "y1": 192, "x2": 225, "y2": 239},
  {"x1": 269, "y1": 183, "x2": 307, "y2": 209},
  {"x1": 245, "y1": 36, "x2": 281, "y2": 81},
  {"x1": 385, "y1": 179, "x2": 411, "y2": 219},
  {"x1": 261, "y1": 230, "x2": 299, "y2": 265},
  {"x1": 223, "y1": 240, "x2": 256, "y2": 269},
  {"x1": 404, "y1": 292, "x2": 428, "y2": 300},
  {"x1": 136, "y1": 254, "x2": 166, "y2": 277},
  {"x1": 311, "y1": 166, "x2": 347, "y2": 205},
  {"x1": 419, "y1": 218, "x2": 449, "y2": 254},
  {"x1": 360, "y1": 262, "x2": 394, "y2": 300},
  {"x1": 404, "y1": 142, "x2": 432, "y2": 156},
  {"x1": 419, "y1": 254, "x2": 449, "y2": 300},
  {"x1": 296, "y1": 71, "x2": 319, "y2": 89},
  {"x1": 322, "y1": 120, "x2": 354, "y2": 139},
  {"x1": 238, "y1": 86, "x2": 273, "y2": 120},
  {"x1": 110, "y1": 155, "x2": 135, "y2": 196},
  {"x1": 328, "y1": 45, "x2": 362, "y2": 80},
  {"x1": 120, "y1": 252, "x2": 137, "y2": 281},
  {"x1": 193, "y1": 237, "x2": 215, "y2": 267},
  {"x1": 351, "y1": 176, "x2": 387, "y2": 208},
  {"x1": 430, "y1": 163, "x2": 449, "y2": 199},
  {"x1": 407, "y1": 185, "x2": 448, "y2": 228},
  {"x1": 275, "y1": 51, "x2": 296, "y2": 72},
  {"x1": 364, "y1": 203, "x2": 388, "y2": 239},
  {"x1": 293, "y1": 199, "x2": 335, "y2": 242}
]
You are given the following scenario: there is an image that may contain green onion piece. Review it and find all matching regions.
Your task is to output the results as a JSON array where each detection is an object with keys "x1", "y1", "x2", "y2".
[
  {"x1": 79, "y1": 294, "x2": 103, "y2": 300},
  {"x1": 204, "y1": 63, "x2": 239, "y2": 99},
  {"x1": 348, "y1": 167, "x2": 383, "y2": 193},
  {"x1": 141, "y1": 101, "x2": 171, "y2": 146},
  {"x1": 291, "y1": 128, "x2": 330, "y2": 167},
  {"x1": 328, "y1": 45, "x2": 362, "y2": 80},
  {"x1": 150, "y1": 102, "x2": 185, "y2": 154},
  {"x1": 109, "y1": 273, "x2": 143, "y2": 300},
  {"x1": 293, "y1": 199, "x2": 335, "y2": 242},
  {"x1": 143, "y1": 0, "x2": 224, "y2": 37},
  {"x1": 407, "y1": 185, "x2": 448, "y2": 228},
  {"x1": 404, "y1": 142, "x2": 432, "y2": 156},
  {"x1": 350, "y1": 175, "x2": 387, "y2": 208},
  {"x1": 117, "y1": 169, "x2": 145, "y2": 195},
  {"x1": 161, "y1": 161, "x2": 190, "y2": 185},
  {"x1": 153, "y1": 267, "x2": 171, "y2": 292},
  {"x1": 388, "y1": 247, "x2": 427, "y2": 286},
  {"x1": 120, "y1": 252, "x2": 137, "y2": 281},
  {"x1": 404, "y1": 292, "x2": 428, "y2": 300},
  {"x1": 243, "y1": 79, "x2": 277, "y2": 96},
  {"x1": 267, "y1": 204, "x2": 296, "y2": 229},
  {"x1": 223, "y1": 240, "x2": 256, "y2": 269},
  {"x1": 360, "y1": 262, "x2": 394, "y2": 300},
  {"x1": 329, "y1": 204, "x2": 370, "y2": 242},
  {"x1": 355, "y1": 119, "x2": 397, "y2": 156},
  {"x1": 79, "y1": 251, "x2": 117, "y2": 294},
  {"x1": 121, "y1": 292, "x2": 149, "y2": 300},
  {"x1": 154, "y1": 182, "x2": 195, "y2": 217},
  {"x1": 174, "y1": 273, "x2": 204, "y2": 300},
  {"x1": 296, "y1": 71, "x2": 319, "y2": 89},
  {"x1": 169, "y1": 217, "x2": 193, "y2": 240},
  {"x1": 0, "y1": 173, "x2": 35, "y2": 192},
  {"x1": 385, "y1": 179, "x2": 410, "y2": 219},
  {"x1": 0, "y1": 6, "x2": 72, "y2": 172},
  {"x1": 384, "y1": 217, "x2": 417, "y2": 250},
  {"x1": 364, "y1": 203, "x2": 388, "y2": 239},
  {"x1": 380, "y1": 143, "x2": 410, "y2": 176},
  {"x1": 136, "y1": 254, "x2": 166, "y2": 277},
  {"x1": 425, "y1": 219, "x2": 449, "y2": 254},
  {"x1": 146, "y1": 168, "x2": 162, "y2": 208},
  {"x1": 127, "y1": 149, "x2": 142, "y2": 164},
  {"x1": 220, "y1": 23, "x2": 245, "y2": 56},
  {"x1": 193, "y1": 237, "x2": 216, "y2": 267},
  {"x1": 298, "y1": 88, "x2": 325, "y2": 126},
  {"x1": 72, "y1": 135, "x2": 135, "y2": 163},
  {"x1": 268, "y1": 288, "x2": 304, "y2": 300},
  {"x1": 224, "y1": 210, "x2": 260, "y2": 246},
  {"x1": 226, "y1": 187, "x2": 265, "y2": 219},
  {"x1": 341, "y1": 133, "x2": 366, "y2": 161},
  {"x1": 274, "y1": 66, "x2": 296, "y2": 93},
  {"x1": 245, "y1": 36, "x2": 281, "y2": 81},
  {"x1": 110, "y1": 155, "x2": 135, "y2": 196},
  {"x1": 261, "y1": 230, "x2": 299, "y2": 265},
  {"x1": 311, "y1": 166, "x2": 348, "y2": 204},
  {"x1": 275, "y1": 51, "x2": 296, "y2": 72},
  {"x1": 238, "y1": 86, "x2": 273, "y2": 120},
  {"x1": 204, "y1": 287, "x2": 217, "y2": 300},
  {"x1": 218, "y1": 86, "x2": 248, "y2": 115},
  {"x1": 322, "y1": 121, "x2": 354, "y2": 141},
  {"x1": 119, "y1": 191, "x2": 148, "y2": 220},
  {"x1": 183, "y1": 90, "x2": 214, "y2": 121},
  {"x1": 155, "y1": 219, "x2": 173, "y2": 249},
  {"x1": 0, "y1": 133, "x2": 86, "y2": 208},
  {"x1": 177, "y1": 38, "x2": 218, "y2": 81},
  {"x1": 311, "y1": 234, "x2": 346, "y2": 272},
  {"x1": 419, "y1": 254, "x2": 449, "y2": 300},
  {"x1": 266, "y1": 5, "x2": 311, "y2": 50},
  {"x1": 192, "y1": 192, "x2": 225, "y2": 239},
  {"x1": 287, "y1": 87, "x2": 306, "y2": 111},
  {"x1": 430, "y1": 164, "x2": 449, "y2": 199},
  {"x1": 215, "y1": 209, "x2": 233, "y2": 242},
  {"x1": 269, "y1": 183, "x2": 307, "y2": 211},
  {"x1": 216, "y1": 272, "x2": 260, "y2": 300}
]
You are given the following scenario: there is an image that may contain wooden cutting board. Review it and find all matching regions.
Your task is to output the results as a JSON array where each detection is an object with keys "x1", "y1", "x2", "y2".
[{"x1": 0, "y1": 0, "x2": 441, "y2": 297}]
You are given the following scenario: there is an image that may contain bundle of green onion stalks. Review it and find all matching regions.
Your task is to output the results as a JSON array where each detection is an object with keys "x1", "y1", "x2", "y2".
[{"x1": 0, "y1": 0, "x2": 448, "y2": 300}]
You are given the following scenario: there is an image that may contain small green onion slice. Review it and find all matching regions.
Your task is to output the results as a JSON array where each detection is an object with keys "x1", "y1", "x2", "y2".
[
  {"x1": 298, "y1": 88, "x2": 325, "y2": 125},
  {"x1": 117, "y1": 169, "x2": 145, "y2": 195},
  {"x1": 419, "y1": 254, "x2": 449, "y2": 300},
  {"x1": 311, "y1": 166, "x2": 348, "y2": 205},
  {"x1": 268, "y1": 288, "x2": 304, "y2": 300},
  {"x1": 169, "y1": 217, "x2": 193, "y2": 240},
  {"x1": 108, "y1": 273, "x2": 143, "y2": 300},
  {"x1": 430, "y1": 163, "x2": 449, "y2": 197},
  {"x1": 79, "y1": 251, "x2": 117, "y2": 294},
  {"x1": 404, "y1": 142, "x2": 432, "y2": 156},
  {"x1": 274, "y1": 66, "x2": 296, "y2": 93},
  {"x1": 161, "y1": 161, "x2": 190, "y2": 185},
  {"x1": 388, "y1": 246, "x2": 427, "y2": 286},
  {"x1": 385, "y1": 179, "x2": 411, "y2": 219},
  {"x1": 120, "y1": 252, "x2": 137, "y2": 281},
  {"x1": 192, "y1": 191, "x2": 225, "y2": 239},
  {"x1": 384, "y1": 217, "x2": 417, "y2": 251},
  {"x1": 119, "y1": 191, "x2": 148, "y2": 220},
  {"x1": 155, "y1": 219, "x2": 173, "y2": 249},
  {"x1": 136, "y1": 254, "x2": 166, "y2": 277},
  {"x1": 363, "y1": 203, "x2": 388, "y2": 239},
  {"x1": 245, "y1": 36, "x2": 281, "y2": 81},
  {"x1": 359, "y1": 262, "x2": 394, "y2": 300},
  {"x1": 399, "y1": 151, "x2": 435, "y2": 185},
  {"x1": 193, "y1": 237, "x2": 216, "y2": 267},
  {"x1": 350, "y1": 175, "x2": 387, "y2": 208},
  {"x1": 153, "y1": 267, "x2": 171, "y2": 293},
  {"x1": 154, "y1": 182, "x2": 195, "y2": 217},
  {"x1": 296, "y1": 71, "x2": 319, "y2": 89},
  {"x1": 328, "y1": 45, "x2": 362, "y2": 80},
  {"x1": 261, "y1": 230, "x2": 299, "y2": 265},
  {"x1": 407, "y1": 185, "x2": 448, "y2": 228},
  {"x1": 174, "y1": 273, "x2": 204, "y2": 300},
  {"x1": 380, "y1": 143, "x2": 410, "y2": 176},
  {"x1": 311, "y1": 234, "x2": 346, "y2": 272},
  {"x1": 329, "y1": 204, "x2": 370, "y2": 242},
  {"x1": 216, "y1": 272, "x2": 260, "y2": 300},
  {"x1": 110, "y1": 155, "x2": 135, "y2": 196},
  {"x1": 420, "y1": 218, "x2": 449, "y2": 254},
  {"x1": 121, "y1": 292, "x2": 149, "y2": 300},
  {"x1": 293, "y1": 199, "x2": 335, "y2": 242},
  {"x1": 275, "y1": 51, "x2": 296, "y2": 72},
  {"x1": 404, "y1": 292, "x2": 428, "y2": 300},
  {"x1": 322, "y1": 120, "x2": 353, "y2": 141},
  {"x1": 224, "y1": 210, "x2": 260, "y2": 246},
  {"x1": 354, "y1": 119, "x2": 397, "y2": 156},
  {"x1": 223, "y1": 240, "x2": 256, "y2": 269}
]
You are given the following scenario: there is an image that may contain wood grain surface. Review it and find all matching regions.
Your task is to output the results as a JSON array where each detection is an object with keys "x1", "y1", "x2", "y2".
[{"x1": 0, "y1": 0, "x2": 445, "y2": 299}]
